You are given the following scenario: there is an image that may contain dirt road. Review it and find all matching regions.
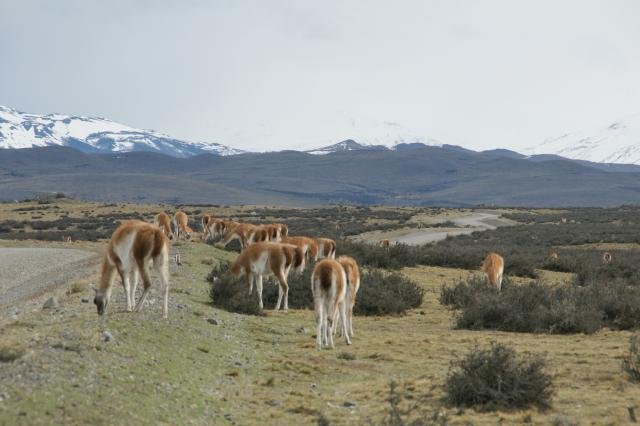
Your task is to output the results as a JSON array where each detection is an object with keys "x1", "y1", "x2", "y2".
[
  {"x1": 357, "y1": 210, "x2": 515, "y2": 245},
  {"x1": 0, "y1": 247, "x2": 100, "y2": 309}
]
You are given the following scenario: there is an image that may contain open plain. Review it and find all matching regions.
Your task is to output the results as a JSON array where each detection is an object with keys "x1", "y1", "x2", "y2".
[{"x1": 0, "y1": 199, "x2": 639, "y2": 425}]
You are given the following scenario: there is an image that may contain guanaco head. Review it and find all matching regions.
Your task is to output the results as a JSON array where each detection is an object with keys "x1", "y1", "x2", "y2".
[
  {"x1": 92, "y1": 285, "x2": 110, "y2": 316},
  {"x1": 185, "y1": 226, "x2": 193, "y2": 240}
]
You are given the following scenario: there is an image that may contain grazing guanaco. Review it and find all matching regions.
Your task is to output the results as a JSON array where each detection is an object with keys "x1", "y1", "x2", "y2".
[
  {"x1": 203, "y1": 218, "x2": 227, "y2": 242},
  {"x1": 173, "y1": 211, "x2": 193, "y2": 240},
  {"x1": 218, "y1": 222, "x2": 256, "y2": 249},
  {"x1": 548, "y1": 251, "x2": 559, "y2": 262},
  {"x1": 201, "y1": 214, "x2": 212, "y2": 240},
  {"x1": 316, "y1": 237, "x2": 337, "y2": 259},
  {"x1": 602, "y1": 252, "x2": 612, "y2": 264},
  {"x1": 312, "y1": 259, "x2": 351, "y2": 349},
  {"x1": 273, "y1": 223, "x2": 288, "y2": 238},
  {"x1": 378, "y1": 239, "x2": 390, "y2": 248},
  {"x1": 260, "y1": 224, "x2": 283, "y2": 242},
  {"x1": 246, "y1": 225, "x2": 272, "y2": 245},
  {"x1": 336, "y1": 255, "x2": 360, "y2": 339},
  {"x1": 282, "y1": 236, "x2": 319, "y2": 261},
  {"x1": 229, "y1": 242, "x2": 304, "y2": 311},
  {"x1": 154, "y1": 212, "x2": 174, "y2": 240},
  {"x1": 62, "y1": 235, "x2": 72, "y2": 243},
  {"x1": 482, "y1": 252, "x2": 504, "y2": 291},
  {"x1": 93, "y1": 220, "x2": 170, "y2": 317}
]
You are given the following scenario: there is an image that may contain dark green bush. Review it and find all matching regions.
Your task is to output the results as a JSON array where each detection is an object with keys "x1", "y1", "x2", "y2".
[
  {"x1": 439, "y1": 276, "x2": 499, "y2": 309},
  {"x1": 445, "y1": 343, "x2": 553, "y2": 411},
  {"x1": 355, "y1": 269, "x2": 423, "y2": 316},
  {"x1": 441, "y1": 277, "x2": 640, "y2": 334},
  {"x1": 337, "y1": 240, "x2": 420, "y2": 270},
  {"x1": 262, "y1": 268, "x2": 314, "y2": 310},
  {"x1": 262, "y1": 266, "x2": 423, "y2": 316},
  {"x1": 206, "y1": 262, "x2": 264, "y2": 316}
]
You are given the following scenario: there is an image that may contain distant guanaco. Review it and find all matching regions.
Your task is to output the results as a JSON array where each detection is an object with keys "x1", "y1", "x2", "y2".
[
  {"x1": 201, "y1": 214, "x2": 213, "y2": 240},
  {"x1": 602, "y1": 252, "x2": 612, "y2": 264},
  {"x1": 203, "y1": 218, "x2": 227, "y2": 242},
  {"x1": 378, "y1": 239, "x2": 390, "y2": 248},
  {"x1": 281, "y1": 236, "x2": 319, "y2": 261},
  {"x1": 482, "y1": 252, "x2": 504, "y2": 291},
  {"x1": 316, "y1": 237, "x2": 336, "y2": 259},
  {"x1": 173, "y1": 211, "x2": 193, "y2": 240},
  {"x1": 154, "y1": 212, "x2": 174, "y2": 240},
  {"x1": 215, "y1": 221, "x2": 253, "y2": 248},
  {"x1": 336, "y1": 255, "x2": 360, "y2": 339}
]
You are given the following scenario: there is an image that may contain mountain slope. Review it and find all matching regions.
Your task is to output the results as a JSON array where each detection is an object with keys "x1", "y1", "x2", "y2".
[
  {"x1": 0, "y1": 106, "x2": 242, "y2": 158},
  {"x1": 306, "y1": 139, "x2": 389, "y2": 155},
  {"x1": 527, "y1": 114, "x2": 640, "y2": 164},
  {"x1": 2, "y1": 145, "x2": 640, "y2": 207}
]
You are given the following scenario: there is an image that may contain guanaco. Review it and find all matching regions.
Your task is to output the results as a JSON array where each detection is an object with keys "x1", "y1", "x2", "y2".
[
  {"x1": 154, "y1": 212, "x2": 174, "y2": 240},
  {"x1": 312, "y1": 259, "x2": 351, "y2": 349},
  {"x1": 229, "y1": 242, "x2": 304, "y2": 311},
  {"x1": 482, "y1": 252, "x2": 504, "y2": 291},
  {"x1": 94, "y1": 220, "x2": 170, "y2": 317}
]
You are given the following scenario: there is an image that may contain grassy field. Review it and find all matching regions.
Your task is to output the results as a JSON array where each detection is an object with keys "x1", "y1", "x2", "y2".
[{"x1": 1, "y1": 201, "x2": 640, "y2": 424}]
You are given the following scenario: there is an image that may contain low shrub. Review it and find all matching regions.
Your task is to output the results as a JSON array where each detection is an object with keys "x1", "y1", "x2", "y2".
[
  {"x1": 262, "y1": 267, "x2": 423, "y2": 316},
  {"x1": 441, "y1": 277, "x2": 640, "y2": 334},
  {"x1": 439, "y1": 276, "x2": 500, "y2": 309},
  {"x1": 445, "y1": 343, "x2": 553, "y2": 411},
  {"x1": 206, "y1": 263, "x2": 263, "y2": 316},
  {"x1": 337, "y1": 240, "x2": 420, "y2": 270},
  {"x1": 355, "y1": 269, "x2": 423, "y2": 316},
  {"x1": 262, "y1": 268, "x2": 313, "y2": 310},
  {"x1": 0, "y1": 345, "x2": 26, "y2": 363},
  {"x1": 622, "y1": 334, "x2": 640, "y2": 382}
]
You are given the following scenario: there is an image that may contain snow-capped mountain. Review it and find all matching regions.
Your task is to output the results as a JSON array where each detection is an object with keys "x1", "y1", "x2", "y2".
[
  {"x1": 305, "y1": 139, "x2": 389, "y2": 155},
  {"x1": 526, "y1": 114, "x2": 640, "y2": 164},
  {"x1": 0, "y1": 105, "x2": 243, "y2": 157}
]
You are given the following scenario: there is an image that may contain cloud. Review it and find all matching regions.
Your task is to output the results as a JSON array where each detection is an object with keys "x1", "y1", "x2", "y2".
[{"x1": 1, "y1": 0, "x2": 639, "y2": 152}]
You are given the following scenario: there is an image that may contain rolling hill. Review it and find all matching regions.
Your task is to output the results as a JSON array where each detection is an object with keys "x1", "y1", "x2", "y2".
[{"x1": 1, "y1": 145, "x2": 640, "y2": 206}]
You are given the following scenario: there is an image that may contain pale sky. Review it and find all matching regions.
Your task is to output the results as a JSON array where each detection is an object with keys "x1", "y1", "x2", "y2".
[{"x1": 1, "y1": 0, "x2": 639, "y2": 152}]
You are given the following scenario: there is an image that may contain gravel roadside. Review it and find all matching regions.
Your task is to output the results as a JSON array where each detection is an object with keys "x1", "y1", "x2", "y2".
[{"x1": 0, "y1": 247, "x2": 101, "y2": 309}]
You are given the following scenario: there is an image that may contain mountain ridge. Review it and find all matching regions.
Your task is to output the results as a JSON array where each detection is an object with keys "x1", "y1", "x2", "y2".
[
  {"x1": 2, "y1": 145, "x2": 640, "y2": 207},
  {"x1": 526, "y1": 113, "x2": 640, "y2": 165},
  {"x1": 3, "y1": 105, "x2": 640, "y2": 166},
  {"x1": 0, "y1": 105, "x2": 243, "y2": 158}
]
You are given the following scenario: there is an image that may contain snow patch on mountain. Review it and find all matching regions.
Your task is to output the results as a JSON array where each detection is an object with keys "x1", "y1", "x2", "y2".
[
  {"x1": 302, "y1": 117, "x2": 446, "y2": 154},
  {"x1": 0, "y1": 105, "x2": 243, "y2": 157},
  {"x1": 305, "y1": 139, "x2": 389, "y2": 155},
  {"x1": 526, "y1": 114, "x2": 640, "y2": 164}
]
